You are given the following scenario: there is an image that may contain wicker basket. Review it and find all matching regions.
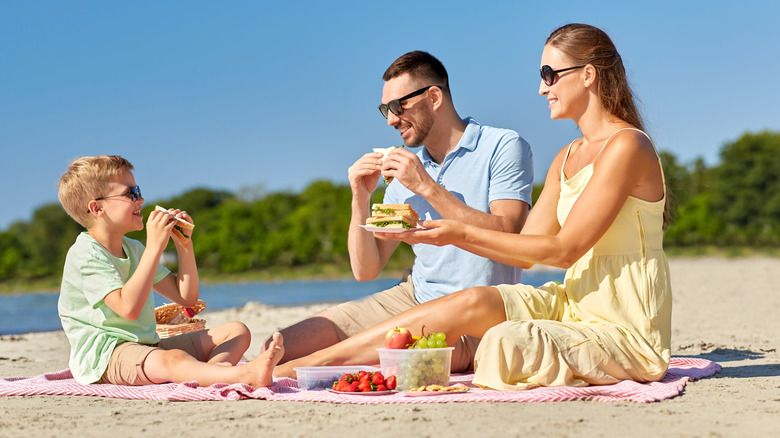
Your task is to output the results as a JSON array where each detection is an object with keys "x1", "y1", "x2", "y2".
[{"x1": 155, "y1": 300, "x2": 207, "y2": 339}]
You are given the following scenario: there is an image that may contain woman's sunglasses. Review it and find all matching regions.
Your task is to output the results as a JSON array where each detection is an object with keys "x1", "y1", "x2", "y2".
[
  {"x1": 540, "y1": 65, "x2": 586, "y2": 86},
  {"x1": 378, "y1": 85, "x2": 441, "y2": 119}
]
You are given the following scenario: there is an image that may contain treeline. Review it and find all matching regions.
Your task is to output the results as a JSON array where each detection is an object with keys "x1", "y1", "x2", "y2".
[{"x1": 1, "y1": 130, "x2": 778, "y2": 285}]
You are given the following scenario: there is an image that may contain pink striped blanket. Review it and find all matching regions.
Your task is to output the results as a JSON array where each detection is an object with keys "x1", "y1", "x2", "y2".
[{"x1": 0, "y1": 357, "x2": 719, "y2": 403}]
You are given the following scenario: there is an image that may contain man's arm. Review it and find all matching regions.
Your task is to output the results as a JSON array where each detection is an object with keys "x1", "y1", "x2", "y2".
[{"x1": 346, "y1": 151, "x2": 401, "y2": 281}]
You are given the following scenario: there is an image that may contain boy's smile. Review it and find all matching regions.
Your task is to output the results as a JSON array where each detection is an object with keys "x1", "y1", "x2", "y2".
[{"x1": 98, "y1": 173, "x2": 145, "y2": 233}]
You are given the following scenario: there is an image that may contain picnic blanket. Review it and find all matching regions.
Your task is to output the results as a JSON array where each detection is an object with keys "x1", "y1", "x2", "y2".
[{"x1": 0, "y1": 356, "x2": 720, "y2": 403}]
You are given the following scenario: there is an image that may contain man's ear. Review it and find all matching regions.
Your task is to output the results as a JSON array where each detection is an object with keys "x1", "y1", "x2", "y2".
[{"x1": 429, "y1": 85, "x2": 444, "y2": 111}]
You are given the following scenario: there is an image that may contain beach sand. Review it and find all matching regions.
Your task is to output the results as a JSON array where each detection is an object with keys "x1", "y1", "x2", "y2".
[{"x1": 1, "y1": 257, "x2": 778, "y2": 437}]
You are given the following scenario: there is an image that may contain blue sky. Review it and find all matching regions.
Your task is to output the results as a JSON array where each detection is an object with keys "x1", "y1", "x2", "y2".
[{"x1": 1, "y1": 1, "x2": 778, "y2": 230}]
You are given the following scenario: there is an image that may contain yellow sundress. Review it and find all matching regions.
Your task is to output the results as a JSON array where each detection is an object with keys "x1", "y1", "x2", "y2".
[{"x1": 472, "y1": 128, "x2": 672, "y2": 390}]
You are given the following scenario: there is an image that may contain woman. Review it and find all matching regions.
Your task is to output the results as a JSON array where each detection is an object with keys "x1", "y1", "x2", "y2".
[{"x1": 275, "y1": 23, "x2": 671, "y2": 390}]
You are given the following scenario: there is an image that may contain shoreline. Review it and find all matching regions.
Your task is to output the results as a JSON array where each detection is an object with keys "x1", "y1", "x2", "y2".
[{"x1": 1, "y1": 256, "x2": 778, "y2": 437}]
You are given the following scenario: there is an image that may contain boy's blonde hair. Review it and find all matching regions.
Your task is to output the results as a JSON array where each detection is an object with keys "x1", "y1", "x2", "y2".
[{"x1": 58, "y1": 155, "x2": 135, "y2": 228}]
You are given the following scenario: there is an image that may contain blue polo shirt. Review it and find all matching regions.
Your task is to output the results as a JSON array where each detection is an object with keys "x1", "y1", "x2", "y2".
[{"x1": 384, "y1": 117, "x2": 533, "y2": 303}]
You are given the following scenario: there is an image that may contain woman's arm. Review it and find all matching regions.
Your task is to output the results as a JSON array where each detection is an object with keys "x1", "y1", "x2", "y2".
[{"x1": 409, "y1": 132, "x2": 661, "y2": 269}]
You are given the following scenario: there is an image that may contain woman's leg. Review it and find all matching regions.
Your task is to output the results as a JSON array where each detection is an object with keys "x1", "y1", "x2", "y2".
[{"x1": 273, "y1": 286, "x2": 507, "y2": 378}]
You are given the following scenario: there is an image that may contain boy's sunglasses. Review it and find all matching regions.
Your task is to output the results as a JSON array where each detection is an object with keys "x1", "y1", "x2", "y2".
[
  {"x1": 540, "y1": 65, "x2": 586, "y2": 86},
  {"x1": 378, "y1": 85, "x2": 441, "y2": 119},
  {"x1": 94, "y1": 185, "x2": 143, "y2": 204}
]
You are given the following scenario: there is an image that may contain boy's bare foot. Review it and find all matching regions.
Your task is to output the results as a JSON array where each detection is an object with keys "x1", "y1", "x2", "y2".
[{"x1": 247, "y1": 332, "x2": 285, "y2": 388}]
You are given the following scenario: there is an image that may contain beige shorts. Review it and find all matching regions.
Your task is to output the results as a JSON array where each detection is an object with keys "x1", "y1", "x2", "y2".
[
  {"x1": 327, "y1": 276, "x2": 480, "y2": 372},
  {"x1": 98, "y1": 331, "x2": 207, "y2": 386}
]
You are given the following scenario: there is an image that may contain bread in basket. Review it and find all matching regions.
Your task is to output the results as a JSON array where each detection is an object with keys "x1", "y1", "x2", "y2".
[{"x1": 155, "y1": 300, "x2": 207, "y2": 338}]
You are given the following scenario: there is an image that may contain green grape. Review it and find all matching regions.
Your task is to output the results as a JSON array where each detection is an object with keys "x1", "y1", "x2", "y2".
[
  {"x1": 417, "y1": 338, "x2": 428, "y2": 348},
  {"x1": 433, "y1": 332, "x2": 446, "y2": 342}
]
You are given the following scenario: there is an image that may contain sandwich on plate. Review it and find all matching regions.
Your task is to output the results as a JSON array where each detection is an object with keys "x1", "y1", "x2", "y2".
[{"x1": 366, "y1": 204, "x2": 419, "y2": 230}]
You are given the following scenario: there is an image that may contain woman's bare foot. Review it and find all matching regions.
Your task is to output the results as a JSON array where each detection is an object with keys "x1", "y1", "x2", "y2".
[{"x1": 247, "y1": 332, "x2": 285, "y2": 388}]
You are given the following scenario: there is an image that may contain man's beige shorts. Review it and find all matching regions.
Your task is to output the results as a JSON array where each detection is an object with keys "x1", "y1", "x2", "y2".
[
  {"x1": 327, "y1": 275, "x2": 479, "y2": 372},
  {"x1": 98, "y1": 331, "x2": 207, "y2": 386}
]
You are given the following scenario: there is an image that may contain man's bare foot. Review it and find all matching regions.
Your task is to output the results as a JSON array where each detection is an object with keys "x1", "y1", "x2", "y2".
[{"x1": 247, "y1": 332, "x2": 285, "y2": 388}]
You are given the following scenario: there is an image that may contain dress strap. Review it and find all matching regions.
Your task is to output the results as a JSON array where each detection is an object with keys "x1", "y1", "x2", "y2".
[
  {"x1": 560, "y1": 138, "x2": 579, "y2": 178},
  {"x1": 598, "y1": 127, "x2": 666, "y2": 196}
]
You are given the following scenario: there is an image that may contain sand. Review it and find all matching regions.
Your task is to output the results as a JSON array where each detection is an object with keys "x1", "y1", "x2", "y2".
[{"x1": 1, "y1": 257, "x2": 778, "y2": 437}]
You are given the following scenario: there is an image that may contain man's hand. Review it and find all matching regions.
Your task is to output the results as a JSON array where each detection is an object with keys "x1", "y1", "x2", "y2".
[
  {"x1": 380, "y1": 148, "x2": 435, "y2": 196},
  {"x1": 348, "y1": 151, "x2": 385, "y2": 204}
]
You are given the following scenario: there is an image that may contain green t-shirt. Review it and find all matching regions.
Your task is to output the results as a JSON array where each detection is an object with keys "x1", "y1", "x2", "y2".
[{"x1": 58, "y1": 232, "x2": 170, "y2": 384}]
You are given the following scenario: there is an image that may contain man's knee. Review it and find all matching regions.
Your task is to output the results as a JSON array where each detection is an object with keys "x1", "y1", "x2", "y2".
[{"x1": 261, "y1": 312, "x2": 341, "y2": 361}]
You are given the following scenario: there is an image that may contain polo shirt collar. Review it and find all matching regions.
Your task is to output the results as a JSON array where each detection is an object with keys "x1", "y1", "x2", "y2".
[{"x1": 421, "y1": 117, "x2": 479, "y2": 164}]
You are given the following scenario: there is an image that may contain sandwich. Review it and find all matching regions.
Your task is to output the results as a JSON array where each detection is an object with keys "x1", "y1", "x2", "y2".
[
  {"x1": 373, "y1": 145, "x2": 404, "y2": 184},
  {"x1": 366, "y1": 204, "x2": 419, "y2": 229},
  {"x1": 154, "y1": 205, "x2": 195, "y2": 244}
]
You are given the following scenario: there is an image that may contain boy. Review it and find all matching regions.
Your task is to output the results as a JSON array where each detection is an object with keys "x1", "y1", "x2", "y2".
[{"x1": 57, "y1": 155, "x2": 283, "y2": 388}]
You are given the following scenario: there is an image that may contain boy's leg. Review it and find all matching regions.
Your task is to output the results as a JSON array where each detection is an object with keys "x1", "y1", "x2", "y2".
[
  {"x1": 160, "y1": 321, "x2": 251, "y2": 366},
  {"x1": 143, "y1": 332, "x2": 285, "y2": 388}
]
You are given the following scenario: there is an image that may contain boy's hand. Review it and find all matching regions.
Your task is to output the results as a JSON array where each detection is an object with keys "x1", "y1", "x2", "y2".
[
  {"x1": 169, "y1": 209, "x2": 195, "y2": 246},
  {"x1": 146, "y1": 209, "x2": 176, "y2": 252}
]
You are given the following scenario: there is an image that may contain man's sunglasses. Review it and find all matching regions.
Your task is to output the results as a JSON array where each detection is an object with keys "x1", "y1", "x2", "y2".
[
  {"x1": 540, "y1": 65, "x2": 586, "y2": 86},
  {"x1": 378, "y1": 85, "x2": 441, "y2": 119}
]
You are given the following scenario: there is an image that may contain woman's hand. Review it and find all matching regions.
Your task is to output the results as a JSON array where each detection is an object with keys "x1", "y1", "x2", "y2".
[{"x1": 376, "y1": 219, "x2": 468, "y2": 247}]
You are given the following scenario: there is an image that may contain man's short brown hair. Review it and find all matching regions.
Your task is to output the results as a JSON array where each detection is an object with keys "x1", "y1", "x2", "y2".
[
  {"x1": 58, "y1": 155, "x2": 135, "y2": 228},
  {"x1": 382, "y1": 50, "x2": 450, "y2": 96}
]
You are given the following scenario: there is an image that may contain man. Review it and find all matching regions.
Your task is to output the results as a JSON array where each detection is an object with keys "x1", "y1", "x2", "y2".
[{"x1": 267, "y1": 51, "x2": 533, "y2": 375}]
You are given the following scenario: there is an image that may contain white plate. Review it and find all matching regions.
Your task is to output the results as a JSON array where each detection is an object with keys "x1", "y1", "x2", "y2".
[
  {"x1": 326, "y1": 388, "x2": 398, "y2": 396},
  {"x1": 359, "y1": 225, "x2": 424, "y2": 233},
  {"x1": 401, "y1": 388, "x2": 470, "y2": 397}
]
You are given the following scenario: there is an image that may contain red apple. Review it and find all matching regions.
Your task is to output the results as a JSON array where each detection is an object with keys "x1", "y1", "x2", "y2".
[{"x1": 385, "y1": 327, "x2": 413, "y2": 349}]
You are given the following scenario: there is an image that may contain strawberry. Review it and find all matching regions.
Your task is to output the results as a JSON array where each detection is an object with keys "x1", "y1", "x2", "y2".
[
  {"x1": 375, "y1": 384, "x2": 388, "y2": 392},
  {"x1": 339, "y1": 373, "x2": 355, "y2": 384},
  {"x1": 357, "y1": 370, "x2": 369, "y2": 381},
  {"x1": 359, "y1": 373, "x2": 371, "y2": 383},
  {"x1": 370, "y1": 372, "x2": 384, "y2": 386},
  {"x1": 358, "y1": 381, "x2": 373, "y2": 392},
  {"x1": 385, "y1": 375, "x2": 397, "y2": 390},
  {"x1": 349, "y1": 381, "x2": 359, "y2": 392}
]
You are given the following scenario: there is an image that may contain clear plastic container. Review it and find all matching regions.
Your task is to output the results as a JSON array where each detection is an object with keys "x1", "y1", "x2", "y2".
[
  {"x1": 377, "y1": 347, "x2": 453, "y2": 391},
  {"x1": 294, "y1": 365, "x2": 379, "y2": 390}
]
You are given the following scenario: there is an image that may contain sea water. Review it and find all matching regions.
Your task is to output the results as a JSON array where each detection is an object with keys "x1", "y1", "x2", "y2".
[{"x1": 0, "y1": 269, "x2": 564, "y2": 336}]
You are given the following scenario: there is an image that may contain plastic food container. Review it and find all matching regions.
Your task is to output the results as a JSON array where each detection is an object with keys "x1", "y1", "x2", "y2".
[
  {"x1": 294, "y1": 366, "x2": 379, "y2": 390},
  {"x1": 377, "y1": 347, "x2": 454, "y2": 391}
]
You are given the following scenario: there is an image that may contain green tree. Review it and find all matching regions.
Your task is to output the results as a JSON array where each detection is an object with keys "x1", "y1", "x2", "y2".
[{"x1": 708, "y1": 131, "x2": 780, "y2": 244}]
